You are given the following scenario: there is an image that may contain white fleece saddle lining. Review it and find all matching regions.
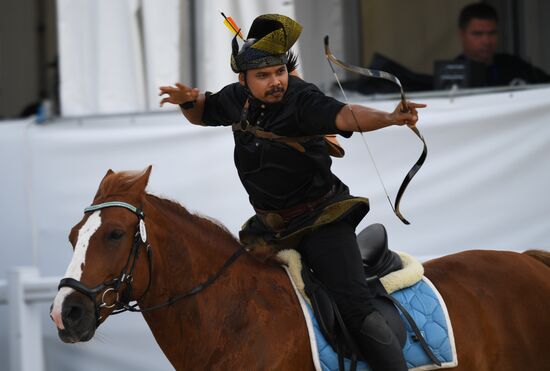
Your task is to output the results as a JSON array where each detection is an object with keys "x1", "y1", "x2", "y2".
[{"x1": 276, "y1": 249, "x2": 424, "y2": 298}]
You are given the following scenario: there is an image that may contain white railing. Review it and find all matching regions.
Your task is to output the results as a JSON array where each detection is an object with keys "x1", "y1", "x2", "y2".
[{"x1": 0, "y1": 267, "x2": 61, "y2": 371}]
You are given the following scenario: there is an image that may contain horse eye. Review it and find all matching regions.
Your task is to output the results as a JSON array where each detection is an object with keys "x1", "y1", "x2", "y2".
[{"x1": 109, "y1": 229, "x2": 125, "y2": 241}]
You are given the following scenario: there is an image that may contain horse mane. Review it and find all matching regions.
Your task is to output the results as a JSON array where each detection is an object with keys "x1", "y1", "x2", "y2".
[
  {"x1": 524, "y1": 249, "x2": 550, "y2": 268},
  {"x1": 96, "y1": 169, "x2": 241, "y2": 248},
  {"x1": 146, "y1": 193, "x2": 241, "y2": 248}
]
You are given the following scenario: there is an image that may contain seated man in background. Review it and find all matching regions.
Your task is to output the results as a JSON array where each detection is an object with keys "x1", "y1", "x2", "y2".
[{"x1": 456, "y1": 2, "x2": 550, "y2": 87}]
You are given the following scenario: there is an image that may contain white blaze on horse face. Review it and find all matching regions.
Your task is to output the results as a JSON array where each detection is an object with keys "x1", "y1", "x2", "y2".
[{"x1": 51, "y1": 211, "x2": 102, "y2": 330}]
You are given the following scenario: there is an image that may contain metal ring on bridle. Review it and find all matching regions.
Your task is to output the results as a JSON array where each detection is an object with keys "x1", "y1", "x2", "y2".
[{"x1": 99, "y1": 288, "x2": 119, "y2": 309}]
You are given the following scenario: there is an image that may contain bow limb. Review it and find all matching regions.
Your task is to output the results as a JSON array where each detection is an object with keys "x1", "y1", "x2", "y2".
[
  {"x1": 324, "y1": 36, "x2": 408, "y2": 109},
  {"x1": 324, "y1": 36, "x2": 428, "y2": 225},
  {"x1": 394, "y1": 125, "x2": 428, "y2": 224}
]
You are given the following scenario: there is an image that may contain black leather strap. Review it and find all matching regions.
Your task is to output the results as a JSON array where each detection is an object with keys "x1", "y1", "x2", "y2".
[
  {"x1": 302, "y1": 265, "x2": 362, "y2": 371},
  {"x1": 124, "y1": 247, "x2": 245, "y2": 313},
  {"x1": 58, "y1": 277, "x2": 109, "y2": 301},
  {"x1": 381, "y1": 293, "x2": 442, "y2": 366},
  {"x1": 179, "y1": 100, "x2": 196, "y2": 110}
]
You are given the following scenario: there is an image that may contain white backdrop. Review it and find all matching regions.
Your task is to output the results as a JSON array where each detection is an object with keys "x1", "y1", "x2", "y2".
[
  {"x1": 56, "y1": 0, "x2": 300, "y2": 116},
  {"x1": 57, "y1": 0, "x2": 180, "y2": 116},
  {"x1": 1, "y1": 86, "x2": 550, "y2": 370}
]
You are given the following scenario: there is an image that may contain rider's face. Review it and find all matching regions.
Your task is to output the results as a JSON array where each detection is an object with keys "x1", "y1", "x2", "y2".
[
  {"x1": 459, "y1": 18, "x2": 498, "y2": 65},
  {"x1": 239, "y1": 64, "x2": 289, "y2": 104}
]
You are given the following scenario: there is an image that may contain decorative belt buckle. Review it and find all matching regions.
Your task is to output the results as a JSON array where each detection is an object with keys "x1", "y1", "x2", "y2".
[
  {"x1": 264, "y1": 212, "x2": 285, "y2": 232},
  {"x1": 241, "y1": 120, "x2": 250, "y2": 131}
]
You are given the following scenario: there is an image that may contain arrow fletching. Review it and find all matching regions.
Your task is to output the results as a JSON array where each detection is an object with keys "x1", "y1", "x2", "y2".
[{"x1": 221, "y1": 12, "x2": 244, "y2": 40}]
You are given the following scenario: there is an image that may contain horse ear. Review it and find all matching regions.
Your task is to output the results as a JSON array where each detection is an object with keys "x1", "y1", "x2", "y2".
[
  {"x1": 103, "y1": 169, "x2": 114, "y2": 180},
  {"x1": 94, "y1": 169, "x2": 115, "y2": 200},
  {"x1": 98, "y1": 169, "x2": 115, "y2": 188},
  {"x1": 130, "y1": 165, "x2": 152, "y2": 193}
]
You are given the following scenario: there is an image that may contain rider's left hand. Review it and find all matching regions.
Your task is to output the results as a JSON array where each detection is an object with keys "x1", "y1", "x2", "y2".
[{"x1": 389, "y1": 101, "x2": 427, "y2": 127}]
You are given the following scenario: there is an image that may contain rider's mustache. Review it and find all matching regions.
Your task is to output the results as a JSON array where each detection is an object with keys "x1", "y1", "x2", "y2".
[{"x1": 266, "y1": 86, "x2": 285, "y2": 96}]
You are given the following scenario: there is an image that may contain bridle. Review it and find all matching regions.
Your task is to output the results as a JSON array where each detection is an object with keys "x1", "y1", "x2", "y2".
[{"x1": 58, "y1": 201, "x2": 244, "y2": 325}]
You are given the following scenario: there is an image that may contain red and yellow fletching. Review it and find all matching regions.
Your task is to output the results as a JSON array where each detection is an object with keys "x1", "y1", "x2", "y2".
[{"x1": 221, "y1": 13, "x2": 244, "y2": 39}]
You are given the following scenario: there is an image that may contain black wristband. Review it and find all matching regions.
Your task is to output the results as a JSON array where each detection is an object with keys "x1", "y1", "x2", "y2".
[{"x1": 179, "y1": 100, "x2": 196, "y2": 110}]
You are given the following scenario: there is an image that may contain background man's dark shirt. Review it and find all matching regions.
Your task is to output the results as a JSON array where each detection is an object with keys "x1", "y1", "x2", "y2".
[
  {"x1": 201, "y1": 75, "x2": 349, "y2": 211},
  {"x1": 456, "y1": 53, "x2": 550, "y2": 87}
]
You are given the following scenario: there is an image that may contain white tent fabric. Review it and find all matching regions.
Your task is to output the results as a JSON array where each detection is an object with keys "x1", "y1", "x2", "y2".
[
  {"x1": 57, "y1": 0, "x2": 301, "y2": 116},
  {"x1": 1, "y1": 86, "x2": 549, "y2": 369},
  {"x1": 57, "y1": 0, "x2": 180, "y2": 116}
]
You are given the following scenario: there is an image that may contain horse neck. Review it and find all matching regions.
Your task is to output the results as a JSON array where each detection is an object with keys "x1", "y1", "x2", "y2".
[
  {"x1": 129, "y1": 195, "x2": 311, "y2": 369},
  {"x1": 142, "y1": 194, "x2": 242, "y2": 295},
  {"x1": 135, "y1": 195, "x2": 264, "y2": 365}
]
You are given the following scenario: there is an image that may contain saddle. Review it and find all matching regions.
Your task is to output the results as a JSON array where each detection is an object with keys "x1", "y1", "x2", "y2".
[
  {"x1": 358, "y1": 223, "x2": 403, "y2": 278},
  {"x1": 301, "y1": 223, "x2": 406, "y2": 370}
]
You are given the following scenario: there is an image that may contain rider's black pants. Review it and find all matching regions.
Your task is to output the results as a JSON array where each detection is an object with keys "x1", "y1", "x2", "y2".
[{"x1": 296, "y1": 219, "x2": 375, "y2": 335}]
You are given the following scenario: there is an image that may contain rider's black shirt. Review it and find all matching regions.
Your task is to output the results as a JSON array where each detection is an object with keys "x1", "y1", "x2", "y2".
[{"x1": 201, "y1": 75, "x2": 350, "y2": 211}]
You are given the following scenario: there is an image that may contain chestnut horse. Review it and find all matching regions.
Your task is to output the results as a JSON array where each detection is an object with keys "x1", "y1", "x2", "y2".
[{"x1": 50, "y1": 167, "x2": 550, "y2": 370}]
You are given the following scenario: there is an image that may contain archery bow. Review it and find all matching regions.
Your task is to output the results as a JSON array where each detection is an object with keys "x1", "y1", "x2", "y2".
[{"x1": 324, "y1": 36, "x2": 427, "y2": 225}]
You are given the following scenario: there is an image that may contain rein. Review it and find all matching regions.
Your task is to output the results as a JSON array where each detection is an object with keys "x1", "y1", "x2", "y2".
[{"x1": 58, "y1": 201, "x2": 244, "y2": 324}]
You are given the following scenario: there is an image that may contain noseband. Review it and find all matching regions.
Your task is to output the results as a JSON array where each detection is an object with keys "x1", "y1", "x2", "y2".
[{"x1": 58, "y1": 201, "x2": 244, "y2": 325}]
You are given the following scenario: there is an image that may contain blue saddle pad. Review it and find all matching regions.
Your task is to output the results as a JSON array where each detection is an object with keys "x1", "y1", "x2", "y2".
[{"x1": 310, "y1": 277, "x2": 457, "y2": 371}]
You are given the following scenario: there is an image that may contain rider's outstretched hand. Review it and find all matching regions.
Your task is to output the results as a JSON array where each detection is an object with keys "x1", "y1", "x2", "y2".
[
  {"x1": 159, "y1": 83, "x2": 199, "y2": 107},
  {"x1": 389, "y1": 101, "x2": 426, "y2": 127}
]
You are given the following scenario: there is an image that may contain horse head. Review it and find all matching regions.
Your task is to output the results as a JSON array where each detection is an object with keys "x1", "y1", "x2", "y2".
[
  {"x1": 50, "y1": 166, "x2": 154, "y2": 343},
  {"x1": 49, "y1": 165, "x2": 318, "y2": 369}
]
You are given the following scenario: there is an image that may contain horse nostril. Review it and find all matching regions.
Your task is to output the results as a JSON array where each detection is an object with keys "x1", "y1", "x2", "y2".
[{"x1": 64, "y1": 303, "x2": 84, "y2": 325}]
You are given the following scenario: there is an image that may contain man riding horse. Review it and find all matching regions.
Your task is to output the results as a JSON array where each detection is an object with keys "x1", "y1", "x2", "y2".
[{"x1": 159, "y1": 14, "x2": 425, "y2": 371}]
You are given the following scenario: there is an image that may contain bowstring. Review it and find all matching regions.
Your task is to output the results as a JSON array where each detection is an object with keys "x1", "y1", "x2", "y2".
[{"x1": 325, "y1": 58, "x2": 395, "y2": 213}]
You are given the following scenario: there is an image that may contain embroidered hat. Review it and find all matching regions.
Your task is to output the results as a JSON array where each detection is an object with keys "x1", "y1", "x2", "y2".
[{"x1": 231, "y1": 14, "x2": 302, "y2": 73}]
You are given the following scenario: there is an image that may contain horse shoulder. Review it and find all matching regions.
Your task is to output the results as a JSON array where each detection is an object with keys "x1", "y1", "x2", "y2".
[
  {"x1": 209, "y1": 258, "x2": 315, "y2": 370},
  {"x1": 246, "y1": 261, "x2": 314, "y2": 364}
]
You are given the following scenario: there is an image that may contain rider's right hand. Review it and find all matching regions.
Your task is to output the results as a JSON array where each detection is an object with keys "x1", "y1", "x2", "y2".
[{"x1": 159, "y1": 83, "x2": 200, "y2": 107}]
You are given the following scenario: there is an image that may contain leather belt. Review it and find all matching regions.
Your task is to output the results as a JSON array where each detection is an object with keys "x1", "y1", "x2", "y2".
[{"x1": 254, "y1": 185, "x2": 336, "y2": 231}]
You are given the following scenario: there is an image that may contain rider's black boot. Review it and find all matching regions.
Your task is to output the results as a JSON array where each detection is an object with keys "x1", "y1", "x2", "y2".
[{"x1": 355, "y1": 310, "x2": 408, "y2": 371}]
